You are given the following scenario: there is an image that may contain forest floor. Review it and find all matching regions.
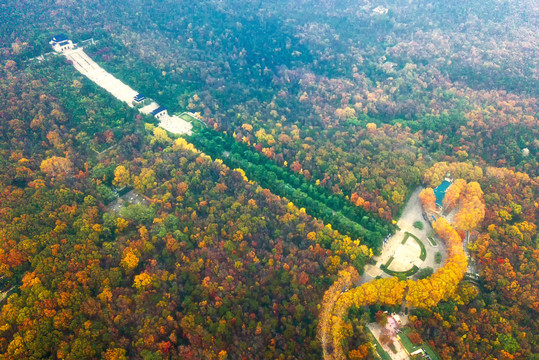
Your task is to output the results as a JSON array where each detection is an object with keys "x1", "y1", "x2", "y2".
[{"x1": 363, "y1": 187, "x2": 447, "y2": 283}]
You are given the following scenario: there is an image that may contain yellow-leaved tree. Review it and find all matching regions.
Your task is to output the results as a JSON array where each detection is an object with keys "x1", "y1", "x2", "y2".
[{"x1": 113, "y1": 165, "x2": 130, "y2": 188}]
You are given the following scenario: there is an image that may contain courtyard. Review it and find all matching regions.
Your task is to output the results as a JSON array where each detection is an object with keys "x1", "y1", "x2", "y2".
[{"x1": 363, "y1": 187, "x2": 447, "y2": 282}]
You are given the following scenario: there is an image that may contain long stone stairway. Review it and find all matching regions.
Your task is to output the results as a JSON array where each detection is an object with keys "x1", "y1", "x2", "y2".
[{"x1": 62, "y1": 47, "x2": 192, "y2": 135}]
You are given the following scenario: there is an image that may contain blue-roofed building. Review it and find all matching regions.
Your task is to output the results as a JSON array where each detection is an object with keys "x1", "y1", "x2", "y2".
[
  {"x1": 133, "y1": 94, "x2": 146, "y2": 103},
  {"x1": 433, "y1": 180, "x2": 451, "y2": 208},
  {"x1": 151, "y1": 106, "x2": 168, "y2": 119},
  {"x1": 50, "y1": 34, "x2": 74, "y2": 52},
  {"x1": 51, "y1": 34, "x2": 68, "y2": 43}
]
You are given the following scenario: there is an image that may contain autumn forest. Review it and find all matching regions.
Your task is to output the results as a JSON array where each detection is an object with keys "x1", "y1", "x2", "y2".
[{"x1": 0, "y1": 0, "x2": 537, "y2": 359}]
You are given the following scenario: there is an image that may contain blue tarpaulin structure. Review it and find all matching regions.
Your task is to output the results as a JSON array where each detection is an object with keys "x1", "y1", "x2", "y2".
[{"x1": 433, "y1": 180, "x2": 451, "y2": 207}]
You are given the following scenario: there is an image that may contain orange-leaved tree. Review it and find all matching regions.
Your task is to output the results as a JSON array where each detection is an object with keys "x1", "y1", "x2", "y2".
[
  {"x1": 419, "y1": 187, "x2": 436, "y2": 212},
  {"x1": 321, "y1": 174, "x2": 486, "y2": 360}
]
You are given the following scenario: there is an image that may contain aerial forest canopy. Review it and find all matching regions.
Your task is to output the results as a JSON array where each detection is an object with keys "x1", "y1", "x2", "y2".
[{"x1": 0, "y1": 0, "x2": 537, "y2": 359}]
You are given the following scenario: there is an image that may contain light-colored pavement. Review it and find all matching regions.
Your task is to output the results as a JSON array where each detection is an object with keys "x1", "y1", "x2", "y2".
[
  {"x1": 63, "y1": 47, "x2": 192, "y2": 135},
  {"x1": 368, "y1": 314, "x2": 410, "y2": 360},
  {"x1": 389, "y1": 239, "x2": 421, "y2": 272},
  {"x1": 160, "y1": 114, "x2": 194, "y2": 135},
  {"x1": 368, "y1": 322, "x2": 408, "y2": 360},
  {"x1": 108, "y1": 190, "x2": 149, "y2": 213},
  {"x1": 140, "y1": 102, "x2": 161, "y2": 114},
  {"x1": 66, "y1": 49, "x2": 139, "y2": 104},
  {"x1": 363, "y1": 187, "x2": 447, "y2": 282}
]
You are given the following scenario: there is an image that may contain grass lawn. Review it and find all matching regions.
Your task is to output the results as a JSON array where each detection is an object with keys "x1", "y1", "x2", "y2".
[
  {"x1": 401, "y1": 232, "x2": 411, "y2": 244},
  {"x1": 179, "y1": 113, "x2": 197, "y2": 122},
  {"x1": 399, "y1": 328, "x2": 440, "y2": 360},
  {"x1": 427, "y1": 236, "x2": 437, "y2": 246},
  {"x1": 398, "y1": 329, "x2": 420, "y2": 353},
  {"x1": 381, "y1": 264, "x2": 419, "y2": 277},
  {"x1": 381, "y1": 231, "x2": 427, "y2": 277},
  {"x1": 423, "y1": 344, "x2": 441, "y2": 360},
  {"x1": 405, "y1": 232, "x2": 427, "y2": 261}
]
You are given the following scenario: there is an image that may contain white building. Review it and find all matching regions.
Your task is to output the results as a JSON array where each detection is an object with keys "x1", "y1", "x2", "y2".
[
  {"x1": 151, "y1": 106, "x2": 168, "y2": 119},
  {"x1": 50, "y1": 34, "x2": 74, "y2": 52},
  {"x1": 373, "y1": 6, "x2": 389, "y2": 15}
]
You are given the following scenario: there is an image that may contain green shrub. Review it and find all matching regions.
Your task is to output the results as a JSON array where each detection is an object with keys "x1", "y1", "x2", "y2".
[
  {"x1": 381, "y1": 264, "x2": 419, "y2": 277},
  {"x1": 405, "y1": 232, "x2": 427, "y2": 261},
  {"x1": 416, "y1": 267, "x2": 434, "y2": 279}
]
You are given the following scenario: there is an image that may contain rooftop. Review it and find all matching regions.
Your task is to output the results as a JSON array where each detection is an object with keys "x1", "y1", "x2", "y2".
[
  {"x1": 134, "y1": 94, "x2": 146, "y2": 102},
  {"x1": 51, "y1": 34, "x2": 68, "y2": 43},
  {"x1": 433, "y1": 180, "x2": 451, "y2": 207},
  {"x1": 151, "y1": 106, "x2": 167, "y2": 115}
]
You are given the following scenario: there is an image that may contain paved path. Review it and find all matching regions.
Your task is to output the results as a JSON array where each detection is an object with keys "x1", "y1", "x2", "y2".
[
  {"x1": 108, "y1": 190, "x2": 149, "y2": 213},
  {"x1": 334, "y1": 186, "x2": 465, "y2": 360},
  {"x1": 368, "y1": 322, "x2": 408, "y2": 360},
  {"x1": 63, "y1": 47, "x2": 192, "y2": 135},
  {"x1": 363, "y1": 187, "x2": 447, "y2": 282}
]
